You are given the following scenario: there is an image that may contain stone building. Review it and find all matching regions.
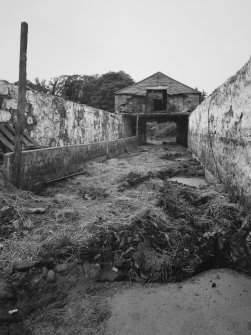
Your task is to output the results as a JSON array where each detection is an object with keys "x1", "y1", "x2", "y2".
[{"x1": 115, "y1": 72, "x2": 201, "y2": 146}]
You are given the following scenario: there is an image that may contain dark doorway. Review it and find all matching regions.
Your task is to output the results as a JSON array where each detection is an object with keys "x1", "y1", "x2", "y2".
[
  {"x1": 154, "y1": 99, "x2": 164, "y2": 111},
  {"x1": 176, "y1": 117, "x2": 188, "y2": 147}
]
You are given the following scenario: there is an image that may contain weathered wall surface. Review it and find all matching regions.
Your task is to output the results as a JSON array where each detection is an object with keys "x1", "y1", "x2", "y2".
[
  {"x1": 0, "y1": 81, "x2": 131, "y2": 147},
  {"x1": 168, "y1": 94, "x2": 200, "y2": 113},
  {"x1": 115, "y1": 95, "x2": 146, "y2": 114},
  {"x1": 188, "y1": 56, "x2": 251, "y2": 199},
  {"x1": 115, "y1": 92, "x2": 200, "y2": 114},
  {"x1": 4, "y1": 136, "x2": 137, "y2": 190}
]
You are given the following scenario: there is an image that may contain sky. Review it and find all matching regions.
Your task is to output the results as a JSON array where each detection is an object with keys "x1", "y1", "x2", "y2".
[{"x1": 1, "y1": 0, "x2": 251, "y2": 94}]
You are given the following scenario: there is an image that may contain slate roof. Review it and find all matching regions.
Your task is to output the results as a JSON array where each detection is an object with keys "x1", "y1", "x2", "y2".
[{"x1": 115, "y1": 72, "x2": 200, "y2": 96}]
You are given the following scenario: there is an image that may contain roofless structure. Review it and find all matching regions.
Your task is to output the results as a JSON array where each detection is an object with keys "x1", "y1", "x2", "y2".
[{"x1": 115, "y1": 72, "x2": 201, "y2": 146}]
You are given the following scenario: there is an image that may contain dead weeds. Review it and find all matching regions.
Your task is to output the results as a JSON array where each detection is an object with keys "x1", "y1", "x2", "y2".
[{"x1": 0, "y1": 143, "x2": 250, "y2": 282}]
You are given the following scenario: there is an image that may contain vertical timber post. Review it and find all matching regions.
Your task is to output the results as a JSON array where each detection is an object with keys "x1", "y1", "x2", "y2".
[
  {"x1": 136, "y1": 114, "x2": 139, "y2": 145},
  {"x1": 13, "y1": 22, "x2": 28, "y2": 188},
  {"x1": 106, "y1": 126, "x2": 110, "y2": 158}
]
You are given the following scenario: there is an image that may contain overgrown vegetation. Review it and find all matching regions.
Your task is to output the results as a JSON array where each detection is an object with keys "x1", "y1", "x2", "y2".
[
  {"x1": 0, "y1": 144, "x2": 250, "y2": 282},
  {"x1": 48, "y1": 176, "x2": 249, "y2": 280},
  {"x1": 147, "y1": 122, "x2": 176, "y2": 140},
  {"x1": 18, "y1": 71, "x2": 134, "y2": 113}
]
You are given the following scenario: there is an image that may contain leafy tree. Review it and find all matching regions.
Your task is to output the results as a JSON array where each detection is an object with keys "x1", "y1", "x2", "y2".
[
  {"x1": 60, "y1": 75, "x2": 98, "y2": 105},
  {"x1": 14, "y1": 77, "x2": 49, "y2": 94},
  {"x1": 195, "y1": 87, "x2": 207, "y2": 103},
  {"x1": 91, "y1": 71, "x2": 134, "y2": 112},
  {"x1": 200, "y1": 90, "x2": 207, "y2": 102},
  {"x1": 30, "y1": 77, "x2": 49, "y2": 94},
  {"x1": 28, "y1": 71, "x2": 134, "y2": 112}
]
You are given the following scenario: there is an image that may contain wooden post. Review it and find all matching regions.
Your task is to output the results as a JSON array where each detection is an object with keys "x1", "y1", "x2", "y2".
[
  {"x1": 13, "y1": 22, "x2": 28, "y2": 188},
  {"x1": 106, "y1": 128, "x2": 109, "y2": 158},
  {"x1": 136, "y1": 114, "x2": 139, "y2": 145}
]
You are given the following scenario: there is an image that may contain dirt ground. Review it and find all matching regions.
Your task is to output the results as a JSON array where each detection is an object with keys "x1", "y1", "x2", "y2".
[
  {"x1": 1, "y1": 140, "x2": 251, "y2": 334},
  {"x1": 0, "y1": 140, "x2": 192, "y2": 273},
  {"x1": 105, "y1": 269, "x2": 251, "y2": 335},
  {"x1": 23, "y1": 269, "x2": 251, "y2": 335}
]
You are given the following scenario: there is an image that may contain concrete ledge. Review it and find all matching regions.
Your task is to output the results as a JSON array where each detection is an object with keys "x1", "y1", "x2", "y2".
[{"x1": 4, "y1": 136, "x2": 137, "y2": 190}]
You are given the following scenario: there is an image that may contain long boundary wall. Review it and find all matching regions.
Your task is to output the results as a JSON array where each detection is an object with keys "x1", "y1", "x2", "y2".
[
  {"x1": 0, "y1": 80, "x2": 133, "y2": 147},
  {"x1": 188, "y1": 56, "x2": 251, "y2": 199},
  {"x1": 4, "y1": 136, "x2": 137, "y2": 190}
]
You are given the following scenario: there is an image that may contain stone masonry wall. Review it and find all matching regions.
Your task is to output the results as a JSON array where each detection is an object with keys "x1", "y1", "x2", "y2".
[
  {"x1": 115, "y1": 93, "x2": 200, "y2": 114},
  {"x1": 4, "y1": 136, "x2": 137, "y2": 190},
  {"x1": 188, "y1": 56, "x2": 251, "y2": 199},
  {"x1": 0, "y1": 81, "x2": 131, "y2": 147}
]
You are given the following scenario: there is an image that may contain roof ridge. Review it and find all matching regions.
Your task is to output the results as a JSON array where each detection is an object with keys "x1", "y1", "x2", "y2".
[
  {"x1": 159, "y1": 72, "x2": 199, "y2": 93},
  {"x1": 115, "y1": 71, "x2": 163, "y2": 94},
  {"x1": 115, "y1": 71, "x2": 200, "y2": 95}
]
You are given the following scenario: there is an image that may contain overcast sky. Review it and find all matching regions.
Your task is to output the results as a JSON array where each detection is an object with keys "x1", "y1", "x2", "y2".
[{"x1": 1, "y1": 0, "x2": 251, "y2": 94}]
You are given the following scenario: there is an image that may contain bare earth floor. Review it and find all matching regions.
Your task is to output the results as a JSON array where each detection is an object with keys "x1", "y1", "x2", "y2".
[
  {"x1": 24, "y1": 269, "x2": 251, "y2": 335},
  {"x1": 1, "y1": 141, "x2": 251, "y2": 335},
  {"x1": 104, "y1": 269, "x2": 251, "y2": 335}
]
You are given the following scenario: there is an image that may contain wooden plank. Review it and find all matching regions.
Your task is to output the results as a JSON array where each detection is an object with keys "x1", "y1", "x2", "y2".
[
  {"x1": 4, "y1": 123, "x2": 15, "y2": 135},
  {"x1": 22, "y1": 132, "x2": 40, "y2": 147},
  {"x1": 3, "y1": 123, "x2": 30, "y2": 149},
  {"x1": 20, "y1": 132, "x2": 32, "y2": 146},
  {"x1": 3, "y1": 123, "x2": 25, "y2": 151},
  {"x1": 10, "y1": 123, "x2": 40, "y2": 148},
  {"x1": 13, "y1": 22, "x2": 28, "y2": 187},
  {"x1": 0, "y1": 133, "x2": 14, "y2": 151},
  {"x1": 0, "y1": 125, "x2": 15, "y2": 144}
]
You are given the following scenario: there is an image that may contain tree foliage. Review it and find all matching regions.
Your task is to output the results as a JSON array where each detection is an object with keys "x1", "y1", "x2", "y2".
[
  {"x1": 27, "y1": 71, "x2": 134, "y2": 112},
  {"x1": 195, "y1": 87, "x2": 207, "y2": 103},
  {"x1": 200, "y1": 90, "x2": 207, "y2": 102}
]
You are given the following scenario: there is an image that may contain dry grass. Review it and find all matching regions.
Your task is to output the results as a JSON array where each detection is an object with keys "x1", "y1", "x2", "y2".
[
  {"x1": 1, "y1": 143, "x2": 248, "y2": 282},
  {"x1": 0, "y1": 144, "x2": 176, "y2": 273}
]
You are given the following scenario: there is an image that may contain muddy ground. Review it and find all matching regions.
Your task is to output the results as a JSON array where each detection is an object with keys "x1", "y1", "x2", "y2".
[
  {"x1": 22, "y1": 269, "x2": 251, "y2": 335},
  {"x1": 0, "y1": 141, "x2": 251, "y2": 334},
  {"x1": 105, "y1": 269, "x2": 251, "y2": 335}
]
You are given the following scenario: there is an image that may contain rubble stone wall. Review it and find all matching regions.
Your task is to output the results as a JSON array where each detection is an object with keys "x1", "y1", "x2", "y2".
[
  {"x1": 4, "y1": 136, "x2": 137, "y2": 190},
  {"x1": 0, "y1": 81, "x2": 131, "y2": 147},
  {"x1": 115, "y1": 93, "x2": 200, "y2": 114},
  {"x1": 188, "y1": 56, "x2": 251, "y2": 199}
]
